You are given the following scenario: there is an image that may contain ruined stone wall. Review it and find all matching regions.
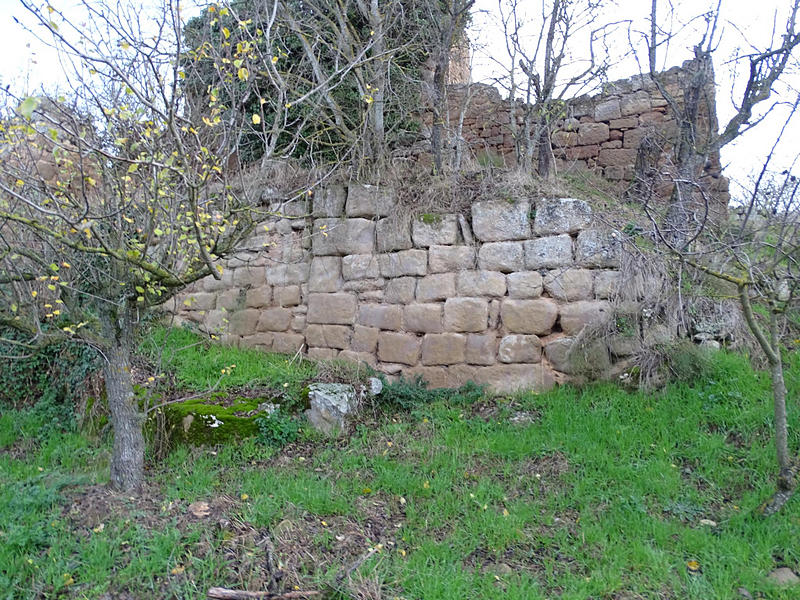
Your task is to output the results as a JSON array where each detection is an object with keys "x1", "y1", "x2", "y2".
[{"x1": 173, "y1": 184, "x2": 634, "y2": 394}]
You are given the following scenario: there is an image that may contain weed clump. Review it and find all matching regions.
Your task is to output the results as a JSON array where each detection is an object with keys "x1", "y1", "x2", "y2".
[
  {"x1": 255, "y1": 407, "x2": 302, "y2": 448},
  {"x1": 378, "y1": 376, "x2": 484, "y2": 411}
]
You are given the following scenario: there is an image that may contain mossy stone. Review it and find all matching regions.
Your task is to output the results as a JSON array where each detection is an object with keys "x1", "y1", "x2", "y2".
[{"x1": 159, "y1": 396, "x2": 274, "y2": 445}]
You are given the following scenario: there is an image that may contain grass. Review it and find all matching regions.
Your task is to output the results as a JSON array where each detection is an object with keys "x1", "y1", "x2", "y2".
[{"x1": 2, "y1": 346, "x2": 800, "y2": 599}]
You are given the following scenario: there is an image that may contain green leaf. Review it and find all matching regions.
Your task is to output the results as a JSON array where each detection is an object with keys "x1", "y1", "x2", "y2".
[
  {"x1": 17, "y1": 97, "x2": 41, "y2": 120},
  {"x1": 135, "y1": 286, "x2": 145, "y2": 294}
]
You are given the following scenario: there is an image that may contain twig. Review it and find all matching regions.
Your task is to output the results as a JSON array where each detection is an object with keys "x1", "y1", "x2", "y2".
[
  {"x1": 207, "y1": 588, "x2": 320, "y2": 599},
  {"x1": 334, "y1": 546, "x2": 378, "y2": 584}
]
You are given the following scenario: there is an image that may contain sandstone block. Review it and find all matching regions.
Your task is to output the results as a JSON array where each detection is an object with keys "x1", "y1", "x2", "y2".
[
  {"x1": 229, "y1": 309, "x2": 260, "y2": 336},
  {"x1": 623, "y1": 128, "x2": 648, "y2": 149},
  {"x1": 376, "y1": 217, "x2": 412, "y2": 252},
  {"x1": 217, "y1": 289, "x2": 243, "y2": 311},
  {"x1": 257, "y1": 307, "x2": 292, "y2": 332},
  {"x1": 411, "y1": 214, "x2": 459, "y2": 246},
  {"x1": 457, "y1": 270, "x2": 507, "y2": 297},
  {"x1": 377, "y1": 332, "x2": 422, "y2": 365},
  {"x1": 620, "y1": 90, "x2": 651, "y2": 116},
  {"x1": 307, "y1": 347, "x2": 340, "y2": 361},
  {"x1": 543, "y1": 269, "x2": 594, "y2": 301},
  {"x1": 307, "y1": 293, "x2": 357, "y2": 325},
  {"x1": 506, "y1": 272, "x2": 543, "y2": 298},
  {"x1": 183, "y1": 292, "x2": 216, "y2": 311},
  {"x1": 343, "y1": 279, "x2": 385, "y2": 292},
  {"x1": 385, "y1": 277, "x2": 417, "y2": 304},
  {"x1": 351, "y1": 325, "x2": 379, "y2": 353},
  {"x1": 233, "y1": 266, "x2": 266, "y2": 288},
  {"x1": 416, "y1": 273, "x2": 456, "y2": 302},
  {"x1": 312, "y1": 185, "x2": 346, "y2": 217},
  {"x1": 358, "y1": 304, "x2": 403, "y2": 330},
  {"x1": 465, "y1": 333, "x2": 497, "y2": 365},
  {"x1": 428, "y1": 245, "x2": 476, "y2": 272},
  {"x1": 404, "y1": 303, "x2": 444, "y2": 333},
  {"x1": 578, "y1": 122, "x2": 610, "y2": 145},
  {"x1": 240, "y1": 333, "x2": 274, "y2": 350},
  {"x1": 342, "y1": 254, "x2": 380, "y2": 280},
  {"x1": 401, "y1": 366, "x2": 455, "y2": 389},
  {"x1": 594, "y1": 270, "x2": 622, "y2": 299},
  {"x1": 559, "y1": 300, "x2": 612, "y2": 335},
  {"x1": 597, "y1": 148, "x2": 637, "y2": 167},
  {"x1": 478, "y1": 241, "x2": 524, "y2": 273},
  {"x1": 500, "y1": 298, "x2": 558, "y2": 335},
  {"x1": 533, "y1": 199, "x2": 592, "y2": 235},
  {"x1": 474, "y1": 364, "x2": 555, "y2": 394},
  {"x1": 305, "y1": 324, "x2": 352, "y2": 349},
  {"x1": 523, "y1": 234, "x2": 573, "y2": 268},
  {"x1": 266, "y1": 262, "x2": 310, "y2": 286},
  {"x1": 471, "y1": 200, "x2": 531, "y2": 241},
  {"x1": 274, "y1": 285, "x2": 301, "y2": 307},
  {"x1": 346, "y1": 184, "x2": 395, "y2": 217},
  {"x1": 421, "y1": 333, "x2": 467, "y2": 365},
  {"x1": 498, "y1": 334, "x2": 542, "y2": 363},
  {"x1": 203, "y1": 309, "x2": 228, "y2": 333},
  {"x1": 443, "y1": 298, "x2": 489, "y2": 332},
  {"x1": 203, "y1": 269, "x2": 234, "y2": 292},
  {"x1": 594, "y1": 98, "x2": 621, "y2": 121},
  {"x1": 609, "y1": 117, "x2": 639, "y2": 129},
  {"x1": 565, "y1": 145, "x2": 600, "y2": 160},
  {"x1": 272, "y1": 332, "x2": 305, "y2": 354},
  {"x1": 576, "y1": 229, "x2": 622, "y2": 268},
  {"x1": 551, "y1": 130, "x2": 578, "y2": 147},
  {"x1": 308, "y1": 256, "x2": 342, "y2": 292},
  {"x1": 337, "y1": 350, "x2": 378, "y2": 367},
  {"x1": 544, "y1": 337, "x2": 575, "y2": 374},
  {"x1": 608, "y1": 334, "x2": 641, "y2": 357},
  {"x1": 378, "y1": 250, "x2": 428, "y2": 277},
  {"x1": 312, "y1": 218, "x2": 375, "y2": 255},
  {"x1": 245, "y1": 286, "x2": 272, "y2": 308},
  {"x1": 292, "y1": 315, "x2": 306, "y2": 331}
]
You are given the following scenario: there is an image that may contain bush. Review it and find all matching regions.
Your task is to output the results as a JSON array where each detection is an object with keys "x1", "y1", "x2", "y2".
[
  {"x1": 255, "y1": 407, "x2": 302, "y2": 448},
  {"x1": 378, "y1": 376, "x2": 485, "y2": 411}
]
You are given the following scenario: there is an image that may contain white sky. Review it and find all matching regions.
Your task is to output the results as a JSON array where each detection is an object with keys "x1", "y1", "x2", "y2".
[{"x1": 1, "y1": 0, "x2": 798, "y2": 199}]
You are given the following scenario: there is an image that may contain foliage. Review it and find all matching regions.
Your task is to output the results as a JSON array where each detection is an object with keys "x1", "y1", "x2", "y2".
[
  {"x1": 378, "y1": 375, "x2": 485, "y2": 411},
  {"x1": 255, "y1": 407, "x2": 302, "y2": 448}
]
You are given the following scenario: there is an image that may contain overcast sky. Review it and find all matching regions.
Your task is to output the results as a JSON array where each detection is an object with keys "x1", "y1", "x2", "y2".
[{"x1": 1, "y1": 0, "x2": 798, "y2": 198}]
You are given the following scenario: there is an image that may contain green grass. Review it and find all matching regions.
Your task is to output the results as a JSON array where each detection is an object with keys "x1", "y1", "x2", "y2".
[{"x1": 2, "y1": 350, "x2": 800, "y2": 598}]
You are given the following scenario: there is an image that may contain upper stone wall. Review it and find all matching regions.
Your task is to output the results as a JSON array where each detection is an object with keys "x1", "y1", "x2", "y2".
[{"x1": 171, "y1": 184, "x2": 642, "y2": 394}]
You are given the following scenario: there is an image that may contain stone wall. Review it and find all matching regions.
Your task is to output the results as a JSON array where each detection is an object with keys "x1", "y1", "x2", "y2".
[
  {"x1": 421, "y1": 59, "x2": 729, "y2": 205},
  {"x1": 172, "y1": 184, "x2": 636, "y2": 394}
]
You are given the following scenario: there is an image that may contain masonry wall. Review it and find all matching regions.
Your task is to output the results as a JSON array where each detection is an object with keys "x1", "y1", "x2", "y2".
[{"x1": 172, "y1": 184, "x2": 637, "y2": 394}]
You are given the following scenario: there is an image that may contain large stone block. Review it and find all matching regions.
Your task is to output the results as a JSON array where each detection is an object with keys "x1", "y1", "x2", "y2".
[
  {"x1": 338, "y1": 350, "x2": 378, "y2": 367},
  {"x1": 229, "y1": 309, "x2": 261, "y2": 336},
  {"x1": 266, "y1": 262, "x2": 311, "y2": 286},
  {"x1": 456, "y1": 270, "x2": 507, "y2": 297},
  {"x1": 500, "y1": 298, "x2": 558, "y2": 335},
  {"x1": 245, "y1": 286, "x2": 272, "y2": 308},
  {"x1": 342, "y1": 279, "x2": 385, "y2": 292},
  {"x1": 274, "y1": 285, "x2": 301, "y2": 307},
  {"x1": 506, "y1": 272, "x2": 543, "y2": 298},
  {"x1": 471, "y1": 200, "x2": 531, "y2": 241},
  {"x1": 533, "y1": 199, "x2": 592, "y2": 235},
  {"x1": 311, "y1": 218, "x2": 375, "y2": 255},
  {"x1": 559, "y1": 300, "x2": 612, "y2": 335},
  {"x1": 524, "y1": 235, "x2": 574, "y2": 268},
  {"x1": 428, "y1": 245, "x2": 476, "y2": 272},
  {"x1": 351, "y1": 325, "x2": 379, "y2": 353},
  {"x1": 272, "y1": 332, "x2": 306, "y2": 354},
  {"x1": 307, "y1": 293, "x2": 357, "y2": 325},
  {"x1": 342, "y1": 254, "x2": 380, "y2": 280},
  {"x1": 378, "y1": 250, "x2": 428, "y2": 277},
  {"x1": 498, "y1": 334, "x2": 542, "y2": 363},
  {"x1": 473, "y1": 363, "x2": 556, "y2": 394},
  {"x1": 385, "y1": 277, "x2": 417, "y2": 304},
  {"x1": 308, "y1": 256, "x2": 342, "y2": 292},
  {"x1": 416, "y1": 273, "x2": 456, "y2": 302},
  {"x1": 377, "y1": 332, "x2": 422, "y2": 365},
  {"x1": 376, "y1": 217, "x2": 412, "y2": 252},
  {"x1": 478, "y1": 241, "x2": 524, "y2": 273},
  {"x1": 411, "y1": 214, "x2": 459, "y2": 246},
  {"x1": 307, "y1": 347, "x2": 340, "y2": 361},
  {"x1": 217, "y1": 288, "x2": 243, "y2": 311},
  {"x1": 257, "y1": 308, "x2": 292, "y2": 332},
  {"x1": 465, "y1": 333, "x2": 497, "y2": 365},
  {"x1": 202, "y1": 269, "x2": 234, "y2": 292},
  {"x1": 182, "y1": 292, "x2": 216, "y2": 311},
  {"x1": 233, "y1": 266, "x2": 266, "y2": 288},
  {"x1": 543, "y1": 269, "x2": 594, "y2": 301},
  {"x1": 594, "y1": 270, "x2": 621, "y2": 299},
  {"x1": 594, "y1": 98, "x2": 621, "y2": 121},
  {"x1": 443, "y1": 298, "x2": 489, "y2": 332},
  {"x1": 404, "y1": 303, "x2": 444, "y2": 333},
  {"x1": 312, "y1": 185, "x2": 347, "y2": 217},
  {"x1": 597, "y1": 148, "x2": 637, "y2": 167},
  {"x1": 305, "y1": 324, "x2": 352, "y2": 349},
  {"x1": 240, "y1": 333, "x2": 274, "y2": 351},
  {"x1": 578, "y1": 122, "x2": 610, "y2": 145},
  {"x1": 421, "y1": 333, "x2": 467, "y2": 365},
  {"x1": 346, "y1": 184, "x2": 395, "y2": 217},
  {"x1": 576, "y1": 229, "x2": 622, "y2": 268},
  {"x1": 620, "y1": 90, "x2": 651, "y2": 116},
  {"x1": 358, "y1": 304, "x2": 403, "y2": 330},
  {"x1": 544, "y1": 337, "x2": 575, "y2": 374}
]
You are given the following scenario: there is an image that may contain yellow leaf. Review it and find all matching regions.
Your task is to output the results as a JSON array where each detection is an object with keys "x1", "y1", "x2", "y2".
[
  {"x1": 240, "y1": 493, "x2": 249, "y2": 500},
  {"x1": 686, "y1": 560, "x2": 701, "y2": 573},
  {"x1": 252, "y1": 113, "x2": 261, "y2": 125},
  {"x1": 238, "y1": 67, "x2": 249, "y2": 81},
  {"x1": 502, "y1": 508, "x2": 510, "y2": 517},
  {"x1": 170, "y1": 565, "x2": 185, "y2": 575},
  {"x1": 222, "y1": 27, "x2": 230, "y2": 39}
]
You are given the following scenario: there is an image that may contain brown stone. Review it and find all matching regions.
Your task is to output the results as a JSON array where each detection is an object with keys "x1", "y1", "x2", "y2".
[
  {"x1": 416, "y1": 273, "x2": 456, "y2": 302},
  {"x1": 240, "y1": 333, "x2": 274, "y2": 350},
  {"x1": 385, "y1": 277, "x2": 417, "y2": 304},
  {"x1": 473, "y1": 363, "x2": 556, "y2": 394},
  {"x1": 378, "y1": 250, "x2": 428, "y2": 277},
  {"x1": 349, "y1": 325, "x2": 379, "y2": 353},
  {"x1": 578, "y1": 122, "x2": 610, "y2": 145},
  {"x1": 292, "y1": 315, "x2": 306, "y2": 331},
  {"x1": 256, "y1": 308, "x2": 292, "y2": 332},
  {"x1": 620, "y1": 90, "x2": 651, "y2": 116},
  {"x1": 265, "y1": 263, "x2": 310, "y2": 286},
  {"x1": 456, "y1": 270, "x2": 507, "y2": 297},
  {"x1": 202, "y1": 269, "x2": 234, "y2": 292},
  {"x1": 543, "y1": 268, "x2": 594, "y2": 301},
  {"x1": 305, "y1": 324, "x2": 352, "y2": 349},
  {"x1": 428, "y1": 245, "x2": 476, "y2": 272},
  {"x1": 342, "y1": 254, "x2": 380, "y2": 280},
  {"x1": 443, "y1": 298, "x2": 489, "y2": 332},
  {"x1": 307, "y1": 293, "x2": 357, "y2": 325},
  {"x1": 308, "y1": 256, "x2": 342, "y2": 292},
  {"x1": 565, "y1": 144, "x2": 600, "y2": 161},
  {"x1": 401, "y1": 366, "x2": 460, "y2": 389},
  {"x1": 594, "y1": 270, "x2": 622, "y2": 299},
  {"x1": 346, "y1": 184, "x2": 395, "y2": 218},
  {"x1": 233, "y1": 266, "x2": 266, "y2": 288},
  {"x1": 478, "y1": 241, "x2": 524, "y2": 273},
  {"x1": 506, "y1": 272, "x2": 543, "y2": 298},
  {"x1": 551, "y1": 130, "x2": 578, "y2": 147},
  {"x1": 609, "y1": 117, "x2": 638, "y2": 129},
  {"x1": 498, "y1": 334, "x2": 542, "y2": 363},
  {"x1": 217, "y1": 289, "x2": 243, "y2": 311},
  {"x1": 623, "y1": 128, "x2": 648, "y2": 149},
  {"x1": 594, "y1": 98, "x2": 621, "y2": 121},
  {"x1": 274, "y1": 285, "x2": 301, "y2": 307},
  {"x1": 272, "y1": 332, "x2": 306, "y2": 354},
  {"x1": 559, "y1": 300, "x2": 612, "y2": 335},
  {"x1": 183, "y1": 292, "x2": 217, "y2": 311},
  {"x1": 203, "y1": 309, "x2": 228, "y2": 333},
  {"x1": 376, "y1": 217, "x2": 412, "y2": 252},
  {"x1": 245, "y1": 286, "x2": 272, "y2": 308},
  {"x1": 337, "y1": 350, "x2": 377, "y2": 367},
  {"x1": 465, "y1": 333, "x2": 497, "y2": 365},
  {"x1": 377, "y1": 332, "x2": 422, "y2": 365},
  {"x1": 307, "y1": 347, "x2": 340, "y2": 360},
  {"x1": 597, "y1": 148, "x2": 637, "y2": 167},
  {"x1": 421, "y1": 333, "x2": 467, "y2": 365},
  {"x1": 342, "y1": 279, "x2": 385, "y2": 292},
  {"x1": 411, "y1": 214, "x2": 459, "y2": 246},
  {"x1": 357, "y1": 304, "x2": 403, "y2": 330},
  {"x1": 311, "y1": 218, "x2": 375, "y2": 256},
  {"x1": 500, "y1": 299, "x2": 558, "y2": 335},
  {"x1": 404, "y1": 303, "x2": 444, "y2": 333},
  {"x1": 229, "y1": 309, "x2": 260, "y2": 336}
]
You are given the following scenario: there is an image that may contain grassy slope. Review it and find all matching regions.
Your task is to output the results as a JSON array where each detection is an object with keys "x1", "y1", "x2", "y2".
[{"x1": 1, "y1": 347, "x2": 799, "y2": 599}]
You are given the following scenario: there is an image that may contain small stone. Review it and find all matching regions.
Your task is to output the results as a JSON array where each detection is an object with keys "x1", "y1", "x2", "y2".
[
  {"x1": 305, "y1": 383, "x2": 359, "y2": 435},
  {"x1": 767, "y1": 568, "x2": 800, "y2": 587}
]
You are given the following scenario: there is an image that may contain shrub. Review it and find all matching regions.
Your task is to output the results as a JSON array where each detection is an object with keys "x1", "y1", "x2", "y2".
[
  {"x1": 378, "y1": 376, "x2": 485, "y2": 411},
  {"x1": 255, "y1": 407, "x2": 302, "y2": 448}
]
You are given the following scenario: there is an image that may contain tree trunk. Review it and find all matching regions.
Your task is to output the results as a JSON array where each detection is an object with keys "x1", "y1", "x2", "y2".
[
  {"x1": 536, "y1": 117, "x2": 554, "y2": 181},
  {"x1": 101, "y1": 304, "x2": 145, "y2": 492}
]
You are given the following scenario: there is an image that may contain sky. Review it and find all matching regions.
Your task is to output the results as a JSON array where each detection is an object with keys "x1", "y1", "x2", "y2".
[{"x1": 1, "y1": 0, "x2": 798, "y2": 199}]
